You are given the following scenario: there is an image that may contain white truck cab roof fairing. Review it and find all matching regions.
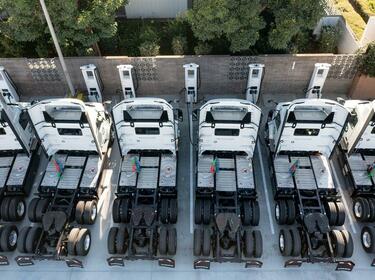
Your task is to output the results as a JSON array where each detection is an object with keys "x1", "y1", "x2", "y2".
[
  {"x1": 27, "y1": 99, "x2": 110, "y2": 157},
  {"x1": 269, "y1": 98, "x2": 349, "y2": 158},
  {"x1": 198, "y1": 99, "x2": 261, "y2": 158},
  {"x1": 112, "y1": 98, "x2": 177, "y2": 156}
]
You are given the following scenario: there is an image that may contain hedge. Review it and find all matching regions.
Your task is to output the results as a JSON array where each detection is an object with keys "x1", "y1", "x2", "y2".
[{"x1": 350, "y1": 0, "x2": 375, "y2": 21}]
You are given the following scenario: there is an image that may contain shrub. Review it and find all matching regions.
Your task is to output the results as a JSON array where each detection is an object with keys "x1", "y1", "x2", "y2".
[
  {"x1": 358, "y1": 42, "x2": 375, "y2": 77},
  {"x1": 194, "y1": 42, "x2": 212, "y2": 55},
  {"x1": 139, "y1": 41, "x2": 160, "y2": 56},
  {"x1": 318, "y1": 25, "x2": 342, "y2": 53},
  {"x1": 171, "y1": 36, "x2": 187, "y2": 55}
]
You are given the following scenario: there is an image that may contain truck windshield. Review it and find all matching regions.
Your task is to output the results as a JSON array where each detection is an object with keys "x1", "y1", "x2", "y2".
[
  {"x1": 124, "y1": 105, "x2": 169, "y2": 123},
  {"x1": 287, "y1": 106, "x2": 334, "y2": 124},
  {"x1": 205, "y1": 106, "x2": 250, "y2": 124},
  {"x1": 43, "y1": 105, "x2": 87, "y2": 123}
]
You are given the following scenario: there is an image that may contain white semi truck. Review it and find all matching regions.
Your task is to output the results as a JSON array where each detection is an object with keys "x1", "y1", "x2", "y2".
[
  {"x1": 265, "y1": 98, "x2": 354, "y2": 271},
  {"x1": 338, "y1": 100, "x2": 375, "y2": 262},
  {"x1": 0, "y1": 98, "x2": 39, "y2": 264},
  {"x1": 15, "y1": 98, "x2": 111, "y2": 267},
  {"x1": 107, "y1": 98, "x2": 182, "y2": 268},
  {"x1": 193, "y1": 99, "x2": 263, "y2": 269}
]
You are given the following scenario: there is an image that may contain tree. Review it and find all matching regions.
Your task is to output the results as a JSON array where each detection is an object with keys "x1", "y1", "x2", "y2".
[
  {"x1": 267, "y1": 0, "x2": 326, "y2": 50},
  {"x1": 0, "y1": 0, "x2": 127, "y2": 57},
  {"x1": 358, "y1": 42, "x2": 375, "y2": 77},
  {"x1": 185, "y1": 0, "x2": 265, "y2": 53}
]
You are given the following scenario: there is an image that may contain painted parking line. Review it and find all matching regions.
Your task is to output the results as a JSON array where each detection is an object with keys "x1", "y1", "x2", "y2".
[
  {"x1": 330, "y1": 163, "x2": 358, "y2": 234},
  {"x1": 257, "y1": 143, "x2": 275, "y2": 235}
]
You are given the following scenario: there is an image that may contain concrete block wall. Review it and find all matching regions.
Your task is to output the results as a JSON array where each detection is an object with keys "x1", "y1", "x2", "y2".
[{"x1": 0, "y1": 54, "x2": 356, "y2": 101}]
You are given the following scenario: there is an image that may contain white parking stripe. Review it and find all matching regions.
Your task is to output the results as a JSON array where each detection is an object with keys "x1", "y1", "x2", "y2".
[
  {"x1": 330, "y1": 163, "x2": 358, "y2": 234},
  {"x1": 257, "y1": 143, "x2": 275, "y2": 235}
]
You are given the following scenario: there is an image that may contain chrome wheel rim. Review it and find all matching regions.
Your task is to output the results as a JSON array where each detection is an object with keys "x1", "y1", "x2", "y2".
[
  {"x1": 362, "y1": 231, "x2": 371, "y2": 248},
  {"x1": 275, "y1": 203, "x2": 280, "y2": 221},
  {"x1": 17, "y1": 201, "x2": 25, "y2": 217},
  {"x1": 84, "y1": 234, "x2": 91, "y2": 251},
  {"x1": 279, "y1": 233, "x2": 285, "y2": 252},
  {"x1": 9, "y1": 230, "x2": 17, "y2": 247},
  {"x1": 90, "y1": 204, "x2": 97, "y2": 221},
  {"x1": 354, "y1": 201, "x2": 362, "y2": 218}
]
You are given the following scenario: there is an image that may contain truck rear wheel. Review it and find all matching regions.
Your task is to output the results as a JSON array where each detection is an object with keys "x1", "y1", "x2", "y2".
[
  {"x1": 112, "y1": 198, "x2": 121, "y2": 223},
  {"x1": 17, "y1": 226, "x2": 30, "y2": 253},
  {"x1": 361, "y1": 226, "x2": 375, "y2": 253},
  {"x1": 119, "y1": 199, "x2": 130, "y2": 223},
  {"x1": 8, "y1": 197, "x2": 26, "y2": 221},
  {"x1": 167, "y1": 228, "x2": 177, "y2": 255},
  {"x1": 159, "y1": 227, "x2": 168, "y2": 255},
  {"x1": 251, "y1": 201, "x2": 260, "y2": 226},
  {"x1": 290, "y1": 228, "x2": 301, "y2": 257},
  {"x1": 75, "y1": 228, "x2": 91, "y2": 256},
  {"x1": 115, "y1": 227, "x2": 128, "y2": 254},
  {"x1": 0, "y1": 225, "x2": 18, "y2": 251},
  {"x1": 169, "y1": 198, "x2": 178, "y2": 224},
  {"x1": 242, "y1": 200, "x2": 253, "y2": 226},
  {"x1": 35, "y1": 198, "x2": 50, "y2": 223},
  {"x1": 340, "y1": 229, "x2": 353, "y2": 258},
  {"x1": 75, "y1": 201, "x2": 85, "y2": 224},
  {"x1": 194, "y1": 199, "x2": 202, "y2": 224},
  {"x1": 279, "y1": 229, "x2": 292, "y2": 256},
  {"x1": 286, "y1": 200, "x2": 296, "y2": 225},
  {"x1": 83, "y1": 200, "x2": 97, "y2": 225},
  {"x1": 193, "y1": 228, "x2": 202, "y2": 256},
  {"x1": 353, "y1": 197, "x2": 370, "y2": 222},
  {"x1": 160, "y1": 199, "x2": 168, "y2": 224},
  {"x1": 202, "y1": 200, "x2": 211, "y2": 225},
  {"x1": 253, "y1": 230, "x2": 263, "y2": 258},
  {"x1": 367, "y1": 198, "x2": 375, "y2": 222},
  {"x1": 67, "y1": 227, "x2": 80, "y2": 255},
  {"x1": 334, "y1": 202, "x2": 346, "y2": 226},
  {"x1": 202, "y1": 228, "x2": 211, "y2": 257},
  {"x1": 28, "y1": 198, "x2": 39, "y2": 222},
  {"x1": 0, "y1": 197, "x2": 11, "y2": 221},
  {"x1": 107, "y1": 227, "x2": 118, "y2": 254},
  {"x1": 275, "y1": 200, "x2": 288, "y2": 225},
  {"x1": 243, "y1": 230, "x2": 253, "y2": 258},
  {"x1": 25, "y1": 226, "x2": 43, "y2": 254},
  {"x1": 331, "y1": 229, "x2": 345, "y2": 258},
  {"x1": 325, "y1": 201, "x2": 338, "y2": 226}
]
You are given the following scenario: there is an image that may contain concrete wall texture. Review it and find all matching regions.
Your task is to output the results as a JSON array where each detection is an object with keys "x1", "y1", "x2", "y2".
[{"x1": 0, "y1": 54, "x2": 357, "y2": 101}]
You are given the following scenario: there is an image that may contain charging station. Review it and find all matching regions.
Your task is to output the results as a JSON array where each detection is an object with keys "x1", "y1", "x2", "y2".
[
  {"x1": 306, "y1": 63, "x2": 331, "y2": 99},
  {"x1": 80, "y1": 64, "x2": 104, "y2": 102},
  {"x1": 117, "y1": 64, "x2": 136, "y2": 99},
  {"x1": 0, "y1": 66, "x2": 19, "y2": 104},
  {"x1": 183, "y1": 63, "x2": 199, "y2": 104},
  {"x1": 246, "y1": 64, "x2": 264, "y2": 104}
]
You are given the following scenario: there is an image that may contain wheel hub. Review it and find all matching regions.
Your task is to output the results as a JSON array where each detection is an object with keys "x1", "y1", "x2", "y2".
[
  {"x1": 9, "y1": 230, "x2": 17, "y2": 247},
  {"x1": 84, "y1": 234, "x2": 91, "y2": 251},
  {"x1": 279, "y1": 233, "x2": 285, "y2": 252},
  {"x1": 354, "y1": 201, "x2": 362, "y2": 218},
  {"x1": 275, "y1": 204, "x2": 280, "y2": 221},
  {"x1": 91, "y1": 204, "x2": 97, "y2": 221},
  {"x1": 17, "y1": 201, "x2": 25, "y2": 217},
  {"x1": 362, "y1": 231, "x2": 371, "y2": 248}
]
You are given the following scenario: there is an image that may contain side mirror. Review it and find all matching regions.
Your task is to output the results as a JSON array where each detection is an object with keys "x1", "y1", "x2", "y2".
[
  {"x1": 267, "y1": 99, "x2": 278, "y2": 106},
  {"x1": 174, "y1": 108, "x2": 183, "y2": 122},
  {"x1": 192, "y1": 109, "x2": 199, "y2": 121}
]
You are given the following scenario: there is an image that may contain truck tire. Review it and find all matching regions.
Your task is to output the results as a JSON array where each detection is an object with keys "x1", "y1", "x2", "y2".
[
  {"x1": 286, "y1": 200, "x2": 296, "y2": 225},
  {"x1": 83, "y1": 200, "x2": 97, "y2": 225},
  {"x1": 17, "y1": 226, "x2": 30, "y2": 253},
  {"x1": 242, "y1": 200, "x2": 253, "y2": 226},
  {"x1": 243, "y1": 230, "x2": 253, "y2": 258},
  {"x1": 8, "y1": 197, "x2": 26, "y2": 221},
  {"x1": 0, "y1": 197, "x2": 11, "y2": 221},
  {"x1": 202, "y1": 228, "x2": 211, "y2": 257},
  {"x1": 193, "y1": 228, "x2": 202, "y2": 256},
  {"x1": 115, "y1": 227, "x2": 128, "y2": 254},
  {"x1": 353, "y1": 197, "x2": 370, "y2": 222},
  {"x1": 275, "y1": 200, "x2": 287, "y2": 225},
  {"x1": 112, "y1": 198, "x2": 121, "y2": 223},
  {"x1": 167, "y1": 228, "x2": 177, "y2": 255},
  {"x1": 290, "y1": 228, "x2": 301, "y2": 257},
  {"x1": 159, "y1": 227, "x2": 168, "y2": 255},
  {"x1": 28, "y1": 198, "x2": 39, "y2": 223},
  {"x1": 194, "y1": 199, "x2": 202, "y2": 224},
  {"x1": 361, "y1": 226, "x2": 375, "y2": 253},
  {"x1": 334, "y1": 201, "x2": 346, "y2": 226},
  {"x1": 160, "y1": 199, "x2": 168, "y2": 224},
  {"x1": 0, "y1": 225, "x2": 18, "y2": 251},
  {"x1": 326, "y1": 201, "x2": 338, "y2": 226},
  {"x1": 75, "y1": 228, "x2": 91, "y2": 256},
  {"x1": 67, "y1": 227, "x2": 80, "y2": 256},
  {"x1": 331, "y1": 229, "x2": 345, "y2": 258},
  {"x1": 253, "y1": 230, "x2": 263, "y2": 258},
  {"x1": 107, "y1": 227, "x2": 118, "y2": 254},
  {"x1": 75, "y1": 200, "x2": 85, "y2": 224},
  {"x1": 340, "y1": 230, "x2": 353, "y2": 258},
  {"x1": 120, "y1": 199, "x2": 130, "y2": 223},
  {"x1": 367, "y1": 198, "x2": 375, "y2": 222},
  {"x1": 25, "y1": 226, "x2": 42, "y2": 254},
  {"x1": 279, "y1": 229, "x2": 292, "y2": 256},
  {"x1": 202, "y1": 200, "x2": 211, "y2": 225},
  {"x1": 169, "y1": 198, "x2": 178, "y2": 224},
  {"x1": 251, "y1": 201, "x2": 260, "y2": 226},
  {"x1": 35, "y1": 198, "x2": 50, "y2": 223}
]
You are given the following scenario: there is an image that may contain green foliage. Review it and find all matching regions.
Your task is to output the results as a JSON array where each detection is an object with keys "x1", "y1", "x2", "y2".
[
  {"x1": 138, "y1": 24, "x2": 160, "y2": 56},
  {"x1": 350, "y1": 0, "x2": 375, "y2": 21},
  {"x1": 194, "y1": 41, "x2": 212, "y2": 55},
  {"x1": 318, "y1": 25, "x2": 342, "y2": 53},
  {"x1": 139, "y1": 41, "x2": 160, "y2": 56},
  {"x1": 333, "y1": 0, "x2": 366, "y2": 39},
  {"x1": 358, "y1": 42, "x2": 375, "y2": 77},
  {"x1": 171, "y1": 36, "x2": 187, "y2": 55},
  {"x1": 267, "y1": 0, "x2": 326, "y2": 50},
  {"x1": 0, "y1": 0, "x2": 127, "y2": 57},
  {"x1": 186, "y1": 0, "x2": 265, "y2": 53}
]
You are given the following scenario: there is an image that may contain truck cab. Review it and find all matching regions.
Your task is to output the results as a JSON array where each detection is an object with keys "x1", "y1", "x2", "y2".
[
  {"x1": 266, "y1": 98, "x2": 354, "y2": 270},
  {"x1": 193, "y1": 99, "x2": 263, "y2": 269},
  {"x1": 16, "y1": 98, "x2": 111, "y2": 267},
  {"x1": 107, "y1": 98, "x2": 181, "y2": 267}
]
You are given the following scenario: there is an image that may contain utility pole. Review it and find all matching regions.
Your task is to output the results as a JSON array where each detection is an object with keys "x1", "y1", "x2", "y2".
[{"x1": 39, "y1": 0, "x2": 75, "y2": 97}]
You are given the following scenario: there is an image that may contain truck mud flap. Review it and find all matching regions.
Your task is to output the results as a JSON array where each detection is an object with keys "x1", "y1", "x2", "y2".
[
  {"x1": 107, "y1": 257, "x2": 125, "y2": 267},
  {"x1": 65, "y1": 258, "x2": 83, "y2": 268},
  {"x1": 194, "y1": 259, "x2": 210, "y2": 270},
  {"x1": 245, "y1": 260, "x2": 263, "y2": 268},
  {"x1": 158, "y1": 258, "x2": 175, "y2": 268},
  {"x1": 372, "y1": 258, "x2": 375, "y2": 267},
  {"x1": 335, "y1": 261, "x2": 355, "y2": 271},
  {"x1": 0, "y1": 255, "x2": 9, "y2": 265},
  {"x1": 284, "y1": 259, "x2": 303, "y2": 268},
  {"x1": 15, "y1": 256, "x2": 34, "y2": 266}
]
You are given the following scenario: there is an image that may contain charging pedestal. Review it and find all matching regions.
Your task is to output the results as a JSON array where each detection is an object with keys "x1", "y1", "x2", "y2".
[
  {"x1": 246, "y1": 64, "x2": 264, "y2": 104},
  {"x1": 0, "y1": 66, "x2": 19, "y2": 104},
  {"x1": 117, "y1": 65, "x2": 136, "y2": 99},
  {"x1": 80, "y1": 64, "x2": 103, "y2": 102},
  {"x1": 183, "y1": 63, "x2": 199, "y2": 104},
  {"x1": 306, "y1": 63, "x2": 331, "y2": 99}
]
